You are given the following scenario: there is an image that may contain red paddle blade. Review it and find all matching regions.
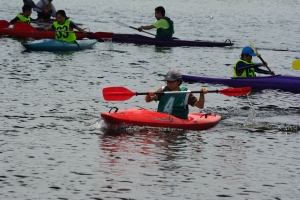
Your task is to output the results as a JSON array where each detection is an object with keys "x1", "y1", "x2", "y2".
[
  {"x1": 103, "y1": 86, "x2": 136, "y2": 101},
  {"x1": 0, "y1": 20, "x2": 10, "y2": 29},
  {"x1": 14, "y1": 23, "x2": 36, "y2": 31},
  {"x1": 218, "y1": 87, "x2": 251, "y2": 96}
]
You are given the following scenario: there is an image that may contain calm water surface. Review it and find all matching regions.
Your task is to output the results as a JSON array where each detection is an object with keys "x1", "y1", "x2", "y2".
[{"x1": 0, "y1": 0, "x2": 299, "y2": 199}]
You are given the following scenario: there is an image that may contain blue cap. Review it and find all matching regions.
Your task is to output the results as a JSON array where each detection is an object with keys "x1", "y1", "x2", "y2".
[{"x1": 242, "y1": 46, "x2": 256, "y2": 56}]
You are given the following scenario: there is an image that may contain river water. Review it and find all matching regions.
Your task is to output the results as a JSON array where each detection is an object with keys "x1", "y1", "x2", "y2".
[{"x1": 1, "y1": 0, "x2": 299, "y2": 199}]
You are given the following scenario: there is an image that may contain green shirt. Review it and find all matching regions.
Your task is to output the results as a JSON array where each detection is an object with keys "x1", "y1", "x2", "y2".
[
  {"x1": 153, "y1": 19, "x2": 169, "y2": 29},
  {"x1": 153, "y1": 17, "x2": 174, "y2": 40}
]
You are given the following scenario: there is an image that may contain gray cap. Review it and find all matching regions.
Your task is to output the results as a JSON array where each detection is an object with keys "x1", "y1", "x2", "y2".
[{"x1": 163, "y1": 70, "x2": 182, "y2": 81}]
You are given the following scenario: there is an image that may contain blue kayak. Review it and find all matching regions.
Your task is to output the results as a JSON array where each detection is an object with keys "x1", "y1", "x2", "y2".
[{"x1": 21, "y1": 39, "x2": 97, "y2": 51}]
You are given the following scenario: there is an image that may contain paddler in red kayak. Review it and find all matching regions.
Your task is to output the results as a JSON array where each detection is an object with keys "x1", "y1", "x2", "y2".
[
  {"x1": 137, "y1": 6, "x2": 174, "y2": 40},
  {"x1": 145, "y1": 70, "x2": 208, "y2": 119},
  {"x1": 33, "y1": 0, "x2": 56, "y2": 21},
  {"x1": 233, "y1": 46, "x2": 275, "y2": 77},
  {"x1": 10, "y1": 4, "x2": 33, "y2": 24},
  {"x1": 44, "y1": 10, "x2": 86, "y2": 43}
]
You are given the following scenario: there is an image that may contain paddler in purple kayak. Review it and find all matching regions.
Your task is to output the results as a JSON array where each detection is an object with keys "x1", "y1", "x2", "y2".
[
  {"x1": 233, "y1": 46, "x2": 275, "y2": 77},
  {"x1": 10, "y1": 4, "x2": 33, "y2": 24},
  {"x1": 145, "y1": 70, "x2": 208, "y2": 119},
  {"x1": 137, "y1": 6, "x2": 174, "y2": 40}
]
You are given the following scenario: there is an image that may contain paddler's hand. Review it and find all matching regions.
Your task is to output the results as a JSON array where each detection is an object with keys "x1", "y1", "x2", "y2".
[
  {"x1": 270, "y1": 71, "x2": 275, "y2": 76},
  {"x1": 146, "y1": 90, "x2": 155, "y2": 102},
  {"x1": 261, "y1": 62, "x2": 268, "y2": 67},
  {"x1": 137, "y1": 27, "x2": 143, "y2": 32},
  {"x1": 200, "y1": 87, "x2": 208, "y2": 95},
  {"x1": 148, "y1": 90, "x2": 155, "y2": 97}
]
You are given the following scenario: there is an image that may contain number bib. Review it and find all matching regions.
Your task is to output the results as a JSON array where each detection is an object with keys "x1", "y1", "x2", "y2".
[
  {"x1": 53, "y1": 20, "x2": 76, "y2": 43},
  {"x1": 157, "y1": 86, "x2": 190, "y2": 119}
]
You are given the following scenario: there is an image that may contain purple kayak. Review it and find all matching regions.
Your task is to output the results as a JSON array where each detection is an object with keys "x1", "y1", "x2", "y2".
[
  {"x1": 182, "y1": 74, "x2": 300, "y2": 92},
  {"x1": 110, "y1": 34, "x2": 234, "y2": 47}
]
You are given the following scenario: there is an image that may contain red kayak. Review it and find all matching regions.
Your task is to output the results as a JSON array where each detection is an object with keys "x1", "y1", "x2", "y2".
[
  {"x1": 0, "y1": 24, "x2": 89, "y2": 40},
  {"x1": 101, "y1": 107, "x2": 221, "y2": 130},
  {"x1": 0, "y1": 21, "x2": 113, "y2": 40}
]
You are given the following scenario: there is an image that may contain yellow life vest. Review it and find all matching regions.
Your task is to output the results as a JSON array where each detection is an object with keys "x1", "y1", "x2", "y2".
[
  {"x1": 53, "y1": 20, "x2": 76, "y2": 43},
  {"x1": 16, "y1": 14, "x2": 30, "y2": 24},
  {"x1": 233, "y1": 60, "x2": 256, "y2": 77}
]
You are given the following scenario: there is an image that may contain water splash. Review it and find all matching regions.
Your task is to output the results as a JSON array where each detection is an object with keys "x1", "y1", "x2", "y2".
[
  {"x1": 103, "y1": 38, "x2": 114, "y2": 51},
  {"x1": 244, "y1": 94, "x2": 256, "y2": 126}
]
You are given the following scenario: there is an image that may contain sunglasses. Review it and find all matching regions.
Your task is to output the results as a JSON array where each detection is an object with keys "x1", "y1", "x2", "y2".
[{"x1": 166, "y1": 80, "x2": 177, "y2": 84}]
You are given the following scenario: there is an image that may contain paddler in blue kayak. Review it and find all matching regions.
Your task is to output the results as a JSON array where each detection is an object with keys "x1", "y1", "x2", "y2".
[
  {"x1": 33, "y1": 0, "x2": 56, "y2": 21},
  {"x1": 233, "y1": 46, "x2": 275, "y2": 77},
  {"x1": 137, "y1": 6, "x2": 174, "y2": 40},
  {"x1": 10, "y1": 4, "x2": 33, "y2": 24},
  {"x1": 146, "y1": 70, "x2": 208, "y2": 119},
  {"x1": 44, "y1": 10, "x2": 86, "y2": 43}
]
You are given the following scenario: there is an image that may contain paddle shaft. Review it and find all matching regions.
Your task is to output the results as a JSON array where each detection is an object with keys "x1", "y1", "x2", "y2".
[
  {"x1": 103, "y1": 86, "x2": 251, "y2": 101},
  {"x1": 130, "y1": 26, "x2": 156, "y2": 36},
  {"x1": 136, "y1": 90, "x2": 220, "y2": 95},
  {"x1": 257, "y1": 55, "x2": 272, "y2": 73},
  {"x1": 114, "y1": 20, "x2": 178, "y2": 39},
  {"x1": 53, "y1": 30, "x2": 113, "y2": 38},
  {"x1": 249, "y1": 41, "x2": 273, "y2": 74}
]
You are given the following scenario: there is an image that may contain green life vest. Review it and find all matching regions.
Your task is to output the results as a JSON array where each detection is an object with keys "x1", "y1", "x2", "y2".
[
  {"x1": 156, "y1": 17, "x2": 174, "y2": 40},
  {"x1": 157, "y1": 86, "x2": 190, "y2": 119},
  {"x1": 53, "y1": 20, "x2": 76, "y2": 43},
  {"x1": 17, "y1": 14, "x2": 30, "y2": 24},
  {"x1": 233, "y1": 60, "x2": 256, "y2": 77}
]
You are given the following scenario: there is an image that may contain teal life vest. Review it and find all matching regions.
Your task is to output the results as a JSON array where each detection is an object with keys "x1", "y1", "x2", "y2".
[
  {"x1": 156, "y1": 17, "x2": 174, "y2": 40},
  {"x1": 233, "y1": 60, "x2": 256, "y2": 77},
  {"x1": 157, "y1": 86, "x2": 190, "y2": 119},
  {"x1": 53, "y1": 20, "x2": 76, "y2": 43}
]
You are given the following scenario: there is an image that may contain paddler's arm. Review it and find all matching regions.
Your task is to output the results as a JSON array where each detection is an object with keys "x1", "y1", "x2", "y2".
[
  {"x1": 70, "y1": 21, "x2": 87, "y2": 33},
  {"x1": 138, "y1": 25, "x2": 155, "y2": 31},
  {"x1": 44, "y1": 24, "x2": 54, "y2": 31},
  {"x1": 255, "y1": 67, "x2": 275, "y2": 75},
  {"x1": 236, "y1": 61, "x2": 262, "y2": 72},
  {"x1": 75, "y1": 26, "x2": 87, "y2": 33},
  {"x1": 10, "y1": 17, "x2": 19, "y2": 24},
  {"x1": 192, "y1": 88, "x2": 208, "y2": 109}
]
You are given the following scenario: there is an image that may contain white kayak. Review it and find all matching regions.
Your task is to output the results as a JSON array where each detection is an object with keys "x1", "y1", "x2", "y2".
[{"x1": 21, "y1": 39, "x2": 97, "y2": 51}]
